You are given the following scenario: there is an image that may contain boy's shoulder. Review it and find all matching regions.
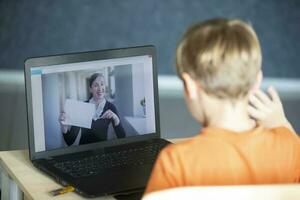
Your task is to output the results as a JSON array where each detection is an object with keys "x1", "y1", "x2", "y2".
[
  {"x1": 268, "y1": 126, "x2": 296, "y2": 135},
  {"x1": 267, "y1": 126, "x2": 300, "y2": 144},
  {"x1": 163, "y1": 126, "x2": 300, "y2": 156}
]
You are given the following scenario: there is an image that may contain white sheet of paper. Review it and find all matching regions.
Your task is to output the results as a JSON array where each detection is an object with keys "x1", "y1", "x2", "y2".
[{"x1": 63, "y1": 99, "x2": 95, "y2": 129}]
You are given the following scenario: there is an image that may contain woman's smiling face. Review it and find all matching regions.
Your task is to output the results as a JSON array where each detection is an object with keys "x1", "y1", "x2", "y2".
[{"x1": 90, "y1": 75, "x2": 105, "y2": 100}]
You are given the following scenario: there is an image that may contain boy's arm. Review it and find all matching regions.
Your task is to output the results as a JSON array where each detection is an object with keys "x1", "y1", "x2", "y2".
[{"x1": 248, "y1": 86, "x2": 295, "y2": 133}]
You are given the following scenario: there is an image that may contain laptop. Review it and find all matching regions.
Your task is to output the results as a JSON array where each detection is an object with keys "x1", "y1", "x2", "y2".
[{"x1": 24, "y1": 45, "x2": 171, "y2": 197}]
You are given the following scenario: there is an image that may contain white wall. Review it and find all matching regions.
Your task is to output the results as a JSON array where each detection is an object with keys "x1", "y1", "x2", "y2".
[{"x1": 1, "y1": 70, "x2": 300, "y2": 148}]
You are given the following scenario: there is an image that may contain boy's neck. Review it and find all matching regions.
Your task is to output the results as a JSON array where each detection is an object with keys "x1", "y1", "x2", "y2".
[{"x1": 204, "y1": 96, "x2": 256, "y2": 132}]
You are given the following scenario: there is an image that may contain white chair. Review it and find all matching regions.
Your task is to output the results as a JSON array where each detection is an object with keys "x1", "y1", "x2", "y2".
[{"x1": 142, "y1": 184, "x2": 300, "y2": 200}]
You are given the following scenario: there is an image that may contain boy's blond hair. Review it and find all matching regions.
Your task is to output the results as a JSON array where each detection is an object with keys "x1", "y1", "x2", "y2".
[{"x1": 176, "y1": 18, "x2": 262, "y2": 99}]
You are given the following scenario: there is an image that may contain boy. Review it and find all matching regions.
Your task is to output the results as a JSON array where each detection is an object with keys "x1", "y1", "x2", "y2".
[{"x1": 145, "y1": 18, "x2": 300, "y2": 194}]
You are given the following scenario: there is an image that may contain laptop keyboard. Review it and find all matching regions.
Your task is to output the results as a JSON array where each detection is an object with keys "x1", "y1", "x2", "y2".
[{"x1": 52, "y1": 139, "x2": 169, "y2": 178}]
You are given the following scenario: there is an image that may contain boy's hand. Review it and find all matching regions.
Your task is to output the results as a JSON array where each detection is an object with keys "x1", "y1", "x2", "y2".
[{"x1": 247, "y1": 86, "x2": 295, "y2": 132}]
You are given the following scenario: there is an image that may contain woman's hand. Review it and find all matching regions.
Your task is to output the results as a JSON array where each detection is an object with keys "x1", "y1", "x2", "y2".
[
  {"x1": 247, "y1": 86, "x2": 294, "y2": 132},
  {"x1": 101, "y1": 109, "x2": 120, "y2": 126},
  {"x1": 59, "y1": 111, "x2": 69, "y2": 133}
]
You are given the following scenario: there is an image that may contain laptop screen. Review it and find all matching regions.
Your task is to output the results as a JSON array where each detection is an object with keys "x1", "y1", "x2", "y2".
[{"x1": 29, "y1": 54, "x2": 156, "y2": 153}]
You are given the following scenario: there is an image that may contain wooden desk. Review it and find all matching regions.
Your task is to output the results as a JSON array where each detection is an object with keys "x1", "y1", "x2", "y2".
[{"x1": 0, "y1": 138, "x2": 186, "y2": 200}]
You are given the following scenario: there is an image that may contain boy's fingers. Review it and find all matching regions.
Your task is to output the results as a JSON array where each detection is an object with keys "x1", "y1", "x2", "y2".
[
  {"x1": 254, "y1": 89, "x2": 272, "y2": 105},
  {"x1": 247, "y1": 105, "x2": 265, "y2": 120},
  {"x1": 268, "y1": 86, "x2": 281, "y2": 103},
  {"x1": 249, "y1": 95, "x2": 268, "y2": 111}
]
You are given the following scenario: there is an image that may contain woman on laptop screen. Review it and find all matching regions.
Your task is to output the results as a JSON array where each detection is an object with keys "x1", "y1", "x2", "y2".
[{"x1": 59, "y1": 73, "x2": 126, "y2": 145}]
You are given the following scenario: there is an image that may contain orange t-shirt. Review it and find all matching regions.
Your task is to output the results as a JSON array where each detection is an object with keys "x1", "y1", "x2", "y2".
[{"x1": 145, "y1": 126, "x2": 300, "y2": 194}]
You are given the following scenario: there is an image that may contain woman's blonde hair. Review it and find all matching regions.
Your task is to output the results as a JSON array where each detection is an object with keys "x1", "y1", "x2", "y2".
[{"x1": 176, "y1": 18, "x2": 262, "y2": 99}]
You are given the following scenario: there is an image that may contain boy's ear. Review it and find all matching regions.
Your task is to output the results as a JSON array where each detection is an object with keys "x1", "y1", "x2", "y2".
[
  {"x1": 181, "y1": 73, "x2": 200, "y2": 99},
  {"x1": 250, "y1": 70, "x2": 263, "y2": 94}
]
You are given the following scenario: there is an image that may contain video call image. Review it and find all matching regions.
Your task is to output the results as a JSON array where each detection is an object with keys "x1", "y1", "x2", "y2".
[{"x1": 41, "y1": 64, "x2": 155, "y2": 151}]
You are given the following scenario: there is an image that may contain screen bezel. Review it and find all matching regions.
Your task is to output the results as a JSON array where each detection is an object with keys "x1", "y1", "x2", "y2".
[{"x1": 24, "y1": 45, "x2": 160, "y2": 160}]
